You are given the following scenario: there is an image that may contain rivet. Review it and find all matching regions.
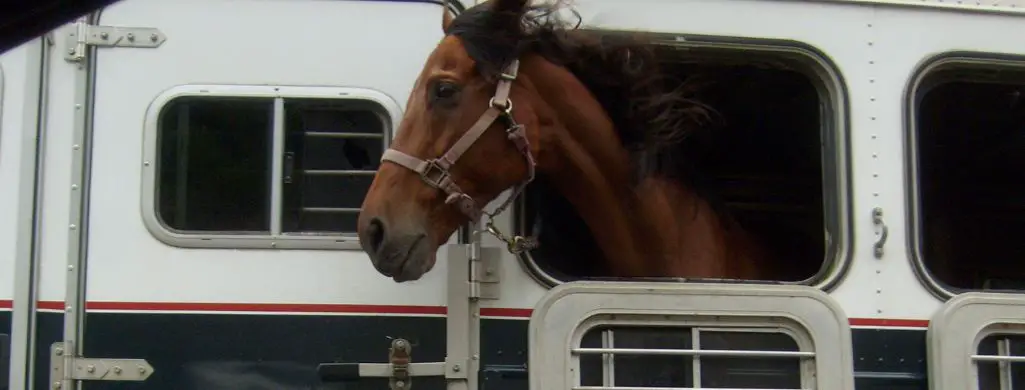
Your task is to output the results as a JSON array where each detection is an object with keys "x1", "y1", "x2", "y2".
[
  {"x1": 872, "y1": 153, "x2": 877, "y2": 158},
  {"x1": 87, "y1": 365, "x2": 95, "y2": 373},
  {"x1": 871, "y1": 116, "x2": 876, "y2": 120},
  {"x1": 870, "y1": 97, "x2": 876, "y2": 101},
  {"x1": 138, "y1": 366, "x2": 147, "y2": 374},
  {"x1": 67, "y1": 265, "x2": 74, "y2": 271},
  {"x1": 869, "y1": 60, "x2": 874, "y2": 65},
  {"x1": 453, "y1": 364, "x2": 461, "y2": 372},
  {"x1": 71, "y1": 184, "x2": 78, "y2": 190},
  {"x1": 73, "y1": 144, "x2": 80, "y2": 150},
  {"x1": 270, "y1": 242, "x2": 277, "y2": 248},
  {"x1": 67, "y1": 48, "x2": 75, "y2": 55},
  {"x1": 143, "y1": 161, "x2": 150, "y2": 166},
  {"x1": 877, "y1": 309, "x2": 883, "y2": 313},
  {"x1": 867, "y1": 23, "x2": 873, "y2": 27},
  {"x1": 55, "y1": 347, "x2": 64, "y2": 356},
  {"x1": 65, "y1": 305, "x2": 73, "y2": 312},
  {"x1": 100, "y1": 32, "x2": 108, "y2": 39},
  {"x1": 53, "y1": 381, "x2": 61, "y2": 389},
  {"x1": 868, "y1": 41, "x2": 874, "y2": 46},
  {"x1": 69, "y1": 224, "x2": 77, "y2": 230},
  {"x1": 876, "y1": 288, "x2": 881, "y2": 293},
  {"x1": 870, "y1": 78, "x2": 875, "y2": 83},
  {"x1": 126, "y1": 33, "x2": 134, "y2": 41},
  {"x1": 873, "y1": 173, "x2": 878, "y2": 178},
  {"x1": 395, "y1": 381, "x2": 405, "y2": 388},
  {"x1": 150, "y1": 33, "x2": 158, "y2": 42},
  {"x1": 75, "y1": 104, "x2": 81, "y2": 109},
  {"x1": 113, "y1": 366, "x2": 122, "y2": 374}
]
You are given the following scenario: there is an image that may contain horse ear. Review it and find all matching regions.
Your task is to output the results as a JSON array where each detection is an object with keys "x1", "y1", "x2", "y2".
[
  {"x1": 492, "y1": 0, "x2": 529, "y2": 15},
  {"x1": 442, "y1": 3, "x2": 454, "y2": 33}
]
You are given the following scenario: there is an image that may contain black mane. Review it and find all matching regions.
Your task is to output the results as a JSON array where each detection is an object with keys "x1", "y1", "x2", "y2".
[{"x1": 445, "y1": 0, "x2": 715, "y2": 184}]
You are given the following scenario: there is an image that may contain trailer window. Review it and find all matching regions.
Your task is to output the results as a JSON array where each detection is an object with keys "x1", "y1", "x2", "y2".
[
  {"x1": 579, "y1": 326, "x2": 804, "y2": 388},
  {"x1": 516, "y1": 36, "x2": 849, "y2": 285},
  {"x1": 149, "y1": 88, "x2": 394, "y2": 248},
  {"x1": 910, "y1": 58, "x2": 1025, "y2": 293},
  {"x1": 156, "y1": 97, "x2": 273, "y2": 233},
  {"x1": 976, "y1": 333, "x2": 1025, "y2": 389}
]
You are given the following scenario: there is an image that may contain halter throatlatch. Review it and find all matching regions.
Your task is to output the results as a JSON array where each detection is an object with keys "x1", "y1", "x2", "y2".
[{"x1": 380, "y1": 60, "x2": 538, "y2": 254}]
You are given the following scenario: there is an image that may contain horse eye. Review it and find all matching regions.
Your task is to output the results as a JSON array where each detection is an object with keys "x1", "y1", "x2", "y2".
[{"x1": 432, "y1": 82, "x2": 460, "y2": 102}]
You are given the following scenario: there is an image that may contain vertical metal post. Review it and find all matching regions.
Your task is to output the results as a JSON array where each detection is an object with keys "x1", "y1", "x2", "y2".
[
  {"x1": 10, "y1": 34, "x2": 50, "y2": 390},
  {"x1": 270, "y1": 97, "x2": 285, "y2": 235},
  {"x1": 446, "y1": 222, "x2": 481, "y2": 390}
]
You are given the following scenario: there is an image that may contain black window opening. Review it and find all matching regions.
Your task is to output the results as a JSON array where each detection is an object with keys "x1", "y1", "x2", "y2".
[
  {"x1": 578, "y1": 325, "x2": 805, "y2": 389},
  {"x1": 976, "y1": 333, "x2": 1025, "y2": 390},
  {"x1": 155, "y1": 94, "x2": 387, "y2": 236},
  {"x1": 517, "y1": 40, "x2": 840, "y2": 284},
  {"x1": 912, "y1": 61, "x2": 1025, "y2": 292}
]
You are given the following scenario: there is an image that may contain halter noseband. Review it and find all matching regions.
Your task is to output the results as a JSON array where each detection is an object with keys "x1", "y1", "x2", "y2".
[{"x1": 379, "y1": 60, "x2": 538, "y2": 254}]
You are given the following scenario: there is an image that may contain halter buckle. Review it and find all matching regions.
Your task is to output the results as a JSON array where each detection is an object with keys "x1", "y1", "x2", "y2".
[{"x1": 420, "y1": 160, "x2": 450, "y2": 188}]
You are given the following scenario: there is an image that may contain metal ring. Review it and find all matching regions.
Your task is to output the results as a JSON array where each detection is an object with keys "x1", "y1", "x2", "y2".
[{"x1": 489, "y1": 97, "x2": 513, "y2": 114}]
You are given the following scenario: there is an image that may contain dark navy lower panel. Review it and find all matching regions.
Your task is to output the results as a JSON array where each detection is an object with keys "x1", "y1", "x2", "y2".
[
  {"x1": 2, "y1": 311, "x2": 11, "y2": 390},
  {"x1": 9, "y1": 312, "x2": 928, "y2": 390}
]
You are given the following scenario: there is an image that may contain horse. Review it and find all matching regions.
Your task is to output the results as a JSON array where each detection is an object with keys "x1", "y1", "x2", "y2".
[{"x1": 356, "y1": 0, "x2": 774, "y2": 283}]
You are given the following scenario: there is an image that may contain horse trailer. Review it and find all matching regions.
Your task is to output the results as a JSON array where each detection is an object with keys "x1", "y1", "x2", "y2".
[{"x1": 4, "y1": 0, "x2": 1025, "y2": 389}]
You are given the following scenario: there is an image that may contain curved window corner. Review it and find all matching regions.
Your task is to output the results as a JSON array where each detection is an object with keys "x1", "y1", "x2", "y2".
[
  {"x1": 927, "y1": 292, "x2": 1025, "y2": 390},
  {"x1": 529, "y1": 281, "x2": 855, "y2": 390},
  {"x1": 906, "y1": 52, "x2": 1025, "y2": 298},
  {"x1": 140, "y1": 85, "x2": 399, "y2": 250},
  {"x1": 514, "y1": 33, "x2": 852, "y2": 290}
]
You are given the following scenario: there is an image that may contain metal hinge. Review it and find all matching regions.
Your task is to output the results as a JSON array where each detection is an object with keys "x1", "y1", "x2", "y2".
[
  {"x1": 64, "y1": 20, "x2": 166, "y2": 62},
  {"x1": 318, "y1": 338, "x2": 463, "y2": 390},
  {"x1": 469, "y1": 246, "x2": 501, "y2": 300},
  {"x1": 49, "y1": 342, "x2": 154, "y2": 389}
]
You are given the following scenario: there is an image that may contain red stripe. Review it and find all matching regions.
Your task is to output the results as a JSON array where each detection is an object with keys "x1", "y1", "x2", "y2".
[{"x1": 1, "y1": 300, "x2": 930, "y2": 327}]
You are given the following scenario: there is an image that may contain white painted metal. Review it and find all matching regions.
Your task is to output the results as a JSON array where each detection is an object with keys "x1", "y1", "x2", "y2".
[
  {"x1": 2, "y1": 35, "x2": 48, "y2": 390},
  {"x1": 83, "y1": 0, "x2": 449, "y2": 308}
]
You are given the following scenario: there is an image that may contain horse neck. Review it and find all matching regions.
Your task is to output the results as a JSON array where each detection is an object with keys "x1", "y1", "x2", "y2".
[
  {"x1": 520, "y1": 57, "x2": 664, "y2": 276},
  {"x1": 521, "y1": 56, "x2": 759, "y2": 279}
]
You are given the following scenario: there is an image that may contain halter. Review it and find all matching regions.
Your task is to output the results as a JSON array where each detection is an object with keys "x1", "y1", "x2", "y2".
[{"x1": 380, "y1": 60, "x2": 539, "y2": 254}]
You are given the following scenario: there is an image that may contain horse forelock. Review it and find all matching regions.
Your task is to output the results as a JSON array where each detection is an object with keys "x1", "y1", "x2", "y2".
[{"x1": 443, "y1": 0, "x2": 716, "y2": 188}]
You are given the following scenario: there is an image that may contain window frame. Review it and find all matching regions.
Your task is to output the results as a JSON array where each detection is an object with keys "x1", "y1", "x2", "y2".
[
  {"x1": 904, "y1": 51, "x2": 1025, "y2": 299},
  {"x1": 927, "y1": 292, "x2": 1025, "y2": 390},
  {"x1": 529, "y1": 281, "x2": 855, "y2": 390},
  {"x1": 141, "y1": 84, "x2": 401, "y2": 250},
  {"x1": 512, "y1": 32, "x2": 853, "y2": 290}
]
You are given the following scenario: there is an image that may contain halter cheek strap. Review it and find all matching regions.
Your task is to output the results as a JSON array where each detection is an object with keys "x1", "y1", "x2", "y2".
[{"x1": 380, "y1": 60, "x2": 538, "y2": 253}]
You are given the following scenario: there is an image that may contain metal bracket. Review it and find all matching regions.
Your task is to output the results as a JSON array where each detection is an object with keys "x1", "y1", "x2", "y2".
[
  {"x1": 470, "y1": 246, "x2": 502, "y2": 300},
  {"x1": 872, "y1": 207, "x2": 888, "y2": 259},
  {"x1": 64, "y1": 21, "x2": 167, "y2": 62},
  {"x1": 50, "y1": 342, "x2": 154, "y2": 388},
  {"x1": 318, "y1": 338, "x2": 457, "y2": 389}
]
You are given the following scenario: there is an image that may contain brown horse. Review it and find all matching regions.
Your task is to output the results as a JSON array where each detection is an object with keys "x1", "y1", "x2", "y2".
[{"x1": 356, "y1": 0, "x2": 772, "y2": 282}]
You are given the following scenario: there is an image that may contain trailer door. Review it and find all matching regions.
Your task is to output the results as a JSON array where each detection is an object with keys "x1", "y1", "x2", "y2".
[{"x1": 46, "y1": 0, "x2": 450, "y2": 389}]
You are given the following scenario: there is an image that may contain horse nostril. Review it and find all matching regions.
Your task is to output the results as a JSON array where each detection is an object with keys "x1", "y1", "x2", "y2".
[{"x1": 367, "y1": 217, "x2": 387, "y2": 254}]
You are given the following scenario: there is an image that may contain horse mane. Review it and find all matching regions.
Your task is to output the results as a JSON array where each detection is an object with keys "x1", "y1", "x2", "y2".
[{"x1": 445, "y1": 0, "x2": 718, "y2": 186}]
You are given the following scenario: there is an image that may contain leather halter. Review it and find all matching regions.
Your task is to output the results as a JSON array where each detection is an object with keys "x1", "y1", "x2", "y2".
[{"x1": 380, "y1": 60, "x2": 538, "y2": 253}]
